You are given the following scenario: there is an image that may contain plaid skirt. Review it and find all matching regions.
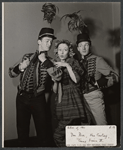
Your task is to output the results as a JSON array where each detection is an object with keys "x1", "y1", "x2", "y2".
[{"x1": 55, "y1": 83, "x2": 86, "y2": 120}]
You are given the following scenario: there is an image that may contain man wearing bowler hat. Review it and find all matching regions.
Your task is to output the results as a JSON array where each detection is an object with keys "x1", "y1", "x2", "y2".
[
  {"x1": 76, "y1": 33, "x2": 119, "y2": 125},
  {"x1": 9, "y1": 27, "x2": 59, "y2": 147}
]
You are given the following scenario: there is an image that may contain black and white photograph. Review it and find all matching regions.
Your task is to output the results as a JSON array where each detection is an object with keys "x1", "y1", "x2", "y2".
[{"x1": 3, "y1": 2, "x2": 121, "y2": 148}]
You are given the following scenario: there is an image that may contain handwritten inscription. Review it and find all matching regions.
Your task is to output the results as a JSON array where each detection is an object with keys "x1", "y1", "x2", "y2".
[{"x1": 66, "y1": 126, "x2": 116, "y2": 147}]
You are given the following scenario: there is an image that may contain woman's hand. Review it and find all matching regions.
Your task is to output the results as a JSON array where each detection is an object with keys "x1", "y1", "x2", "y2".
[{"x1": 54, "y1": 62, "x2": 68, "y2": 68}]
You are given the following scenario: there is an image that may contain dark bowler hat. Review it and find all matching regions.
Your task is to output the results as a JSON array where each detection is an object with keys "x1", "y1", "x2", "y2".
[
  {"x1": 38, "y1": 27, "x2": 57, "y2": 40},
  {"x1": 76, "y1": 33, "x2": 91, "y2": 45}
]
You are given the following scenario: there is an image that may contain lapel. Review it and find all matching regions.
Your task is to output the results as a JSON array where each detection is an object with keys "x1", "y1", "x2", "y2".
[
  {"x1": 36, "y1": 60, "x2": 39, "y2": 86},
  {"x1": 21, "y1": 53, "x2": 35, "y2": 81}
]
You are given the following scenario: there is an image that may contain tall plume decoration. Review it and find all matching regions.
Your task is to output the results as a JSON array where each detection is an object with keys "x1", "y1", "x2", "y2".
[
  {"x1": 41, "y1": 3, "x2": 59, "y2": 24},
  {"x1": 60, "y1": 10, "x2": 87, "y2": 33}
]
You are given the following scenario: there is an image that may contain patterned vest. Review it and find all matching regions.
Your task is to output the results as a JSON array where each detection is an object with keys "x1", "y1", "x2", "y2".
[
  {"x1": 80, "y1": 53, "x2": 98, "y2": 93},
  {"x1": 20, "y1": 52, "x2": 53, "y2": 94}
]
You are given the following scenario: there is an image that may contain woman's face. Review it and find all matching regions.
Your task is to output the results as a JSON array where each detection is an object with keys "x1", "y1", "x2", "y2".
[{"x1": 57, "y1": 43, "x2": 69, "y2": 61}]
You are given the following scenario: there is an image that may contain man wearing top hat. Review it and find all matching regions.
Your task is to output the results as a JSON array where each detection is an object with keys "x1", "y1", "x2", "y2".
[
  {"x1": 9, "y1": 27, "x2": 61, "y2": 147},
  {"x1": 76, "y1": 32, "x2": 119, "y2": 125}
]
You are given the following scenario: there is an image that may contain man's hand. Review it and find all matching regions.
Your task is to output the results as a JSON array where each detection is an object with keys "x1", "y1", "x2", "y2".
[
  {"x1": 88, "y1": 76, "x2": 96, "y2": 86},
  {"x1": 19, "y1": 57, "x2": 30, "y2": 71}
]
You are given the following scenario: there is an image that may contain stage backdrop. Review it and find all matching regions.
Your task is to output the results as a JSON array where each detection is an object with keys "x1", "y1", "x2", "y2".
[{"x1": 4, "y1": 2, "x2": 120, "y2": 140}]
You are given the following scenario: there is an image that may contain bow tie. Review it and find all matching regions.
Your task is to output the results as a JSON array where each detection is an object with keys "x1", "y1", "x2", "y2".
[{"x1": 39, "y1": 51, "x2": 47, "y2": 55}]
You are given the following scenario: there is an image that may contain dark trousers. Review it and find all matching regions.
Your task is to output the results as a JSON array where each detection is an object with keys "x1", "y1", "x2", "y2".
[{"x1": 16, "y1": 92, "x2": 48, "y2": 146}]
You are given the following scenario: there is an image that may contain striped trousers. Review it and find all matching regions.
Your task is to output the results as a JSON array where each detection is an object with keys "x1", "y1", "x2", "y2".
[{"x1": 84, "y1": 89, "x2": 107, "y2": 125}]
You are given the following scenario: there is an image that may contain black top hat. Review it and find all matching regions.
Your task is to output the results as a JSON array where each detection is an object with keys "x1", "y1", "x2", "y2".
[
  {"x1": 76, "y1": 33, "x2": 91, "y2": 45},
  {"x1": 38, "y1": 27, "x2": 57, "y2": 40}
]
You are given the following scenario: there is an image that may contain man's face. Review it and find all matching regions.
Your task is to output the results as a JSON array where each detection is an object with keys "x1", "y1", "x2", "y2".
[
  {"x1": 39, "y1": 36, "x2": 53, "y2": 51},
  {"x1": 77, "y1": 41, "x2": 90, "y2": 56}
]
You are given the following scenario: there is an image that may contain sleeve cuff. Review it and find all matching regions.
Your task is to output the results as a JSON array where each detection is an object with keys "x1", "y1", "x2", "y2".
[{"x1": 13, "y1": 64, "x2": 22, "y2": 74}]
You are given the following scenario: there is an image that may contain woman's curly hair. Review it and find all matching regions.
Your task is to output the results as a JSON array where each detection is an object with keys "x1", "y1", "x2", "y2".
[{"x1": 54, "y1": 40, "x2": 75, "y2": 59}]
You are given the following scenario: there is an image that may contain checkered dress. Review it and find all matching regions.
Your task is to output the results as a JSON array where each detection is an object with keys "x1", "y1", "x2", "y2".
[
  {"x1": 54, "y1": 58, "x2": 86, "y2": 120},
  {"x1": 53, "y1": 58, "x2": 95, "y2": 147}
]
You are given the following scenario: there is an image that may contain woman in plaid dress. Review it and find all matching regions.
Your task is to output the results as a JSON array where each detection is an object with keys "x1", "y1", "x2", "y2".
[{"x1": 52, "y1": 40, "x2": 94, "y2": 147}]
